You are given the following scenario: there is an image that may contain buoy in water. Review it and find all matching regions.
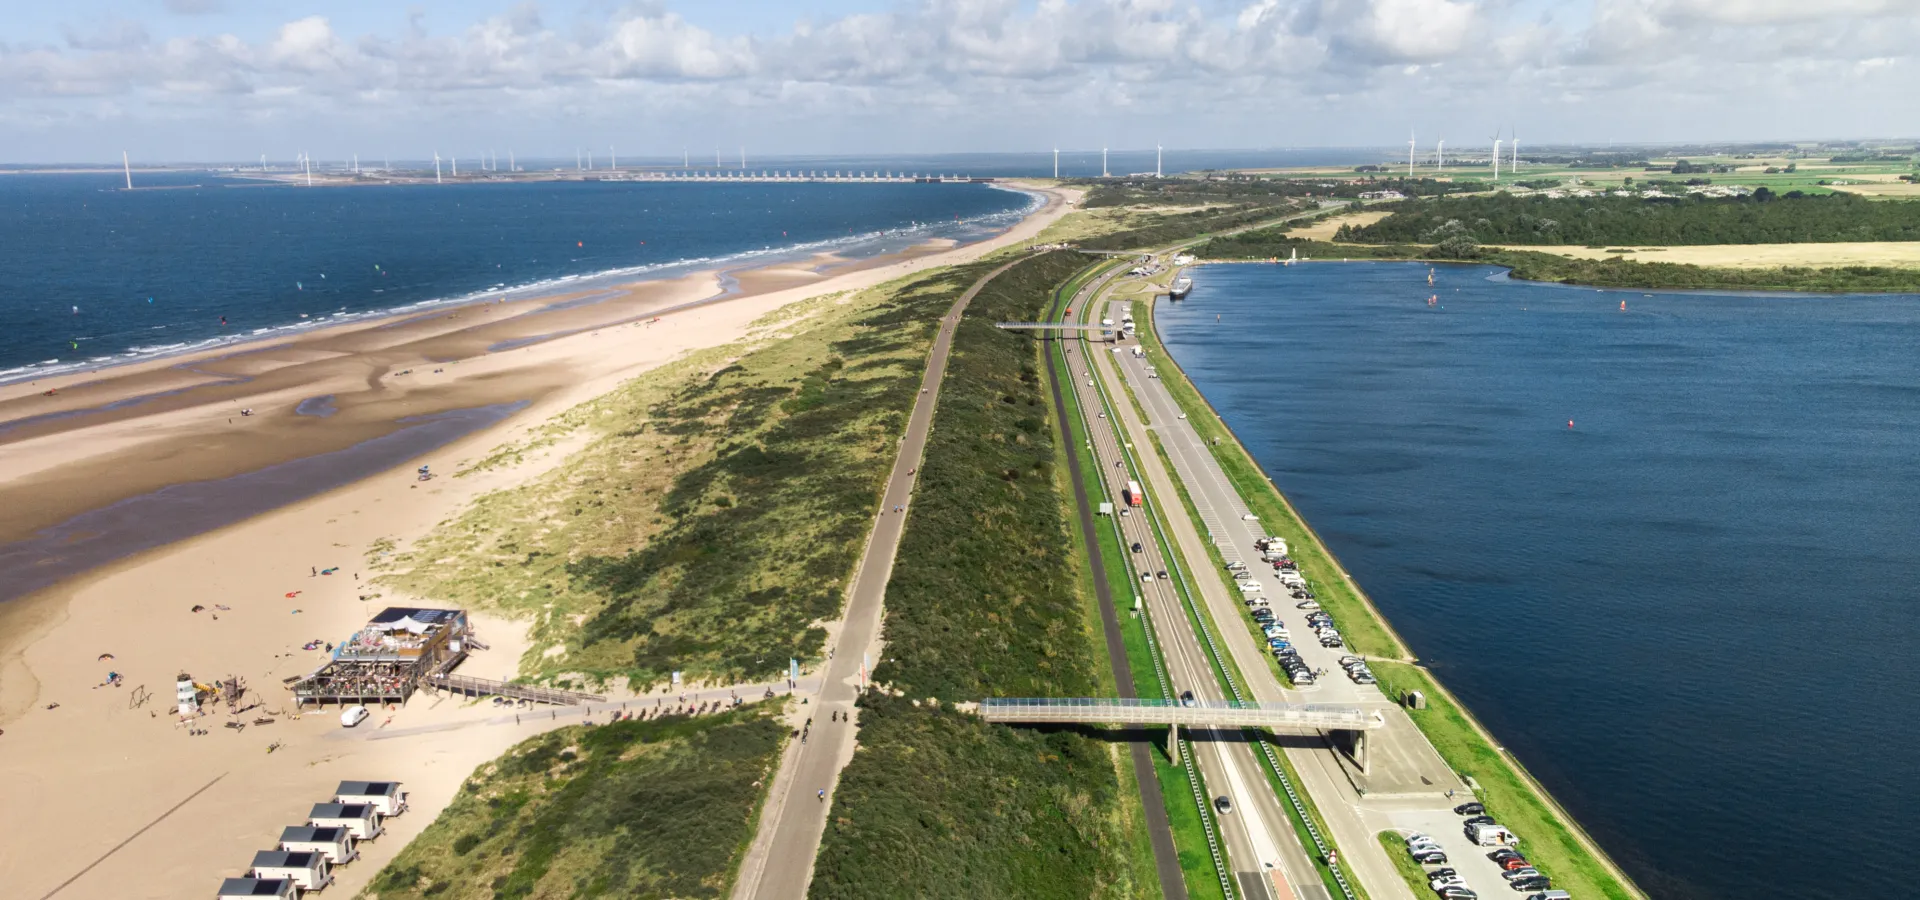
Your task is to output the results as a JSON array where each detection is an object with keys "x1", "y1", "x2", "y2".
[
  {"x1": 1567, "y1": 419, "x2": 1575, "y2": 429},
  {"x1": 1620, "y1": 300, "x2": 1627, "y2": 311}
]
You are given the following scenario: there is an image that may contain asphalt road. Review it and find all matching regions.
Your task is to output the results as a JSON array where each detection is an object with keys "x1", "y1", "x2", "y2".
[
  {"x1": 1046, "y1": 264, "x2": 1190, "y2": 900},
  {"x1": 733, "y1": 255, "x2": 1030, "y2": 900},
  {"x1": 1060, "y1": 315, "x2": 1330, "y2": 900},
  {"x1": 1094, "y1": 281, "x2": 1523, "y2": 900}
]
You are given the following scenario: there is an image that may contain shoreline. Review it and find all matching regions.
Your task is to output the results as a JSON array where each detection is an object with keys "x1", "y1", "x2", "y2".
[
  {"x1": 1141, "y1": 272, "x2": 1648, "y2": 899},
  {"x1": 0, "y1": 184, "x2": 1073, "y2": 899},
  {"x1": 0, "y1": 188, "x2": 1039, "y2": 394}
]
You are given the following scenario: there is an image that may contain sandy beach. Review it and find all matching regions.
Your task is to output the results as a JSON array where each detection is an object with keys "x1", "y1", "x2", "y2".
[{"x1": 0, "y1": 183, "x2": 1074, "y2": 899}]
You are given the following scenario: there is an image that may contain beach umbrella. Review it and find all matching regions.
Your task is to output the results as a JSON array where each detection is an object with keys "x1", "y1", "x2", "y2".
[{"x1": 98, "y1": 653, "x2": 114, "y2": 661}]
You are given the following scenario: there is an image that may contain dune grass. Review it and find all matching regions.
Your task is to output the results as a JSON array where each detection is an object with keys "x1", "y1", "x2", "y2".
[
  {"x1": 362, "y1": 707, "x2": 786, "y2": 900},
  {"x1": 809, "y1": 252, "x2": 1152, "y2": 899},
  {"x1": 376, "y1": 270, "x2": 973, "y2": 689}
]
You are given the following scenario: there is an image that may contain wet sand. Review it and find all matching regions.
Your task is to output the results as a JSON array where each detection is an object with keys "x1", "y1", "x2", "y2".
[{"x1": 0, "y1": 183, "x2": 1075, "y2": 899}]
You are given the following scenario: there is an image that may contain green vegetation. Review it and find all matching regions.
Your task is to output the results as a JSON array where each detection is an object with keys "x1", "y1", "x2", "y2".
[
  {"x1": 378, "y1": 274, "x2": 968, "y2": 688},
  {"x1": 810, "y1": 251, "x2": 1150, "y2": 899},
  {"x1": 1075, "y1": 204, "x2": 1307, "y2": 252},
  {"x1": 1342, "y1": 192, "x2": 1920, "y2": 245},
  {"x1": 1135, "y1": 294, "x2": 1641, "y2": 899},
  {"x1": 1369, "y1": 662, "x2": 1635, "y2": 900},
  {"x1": 1193, "y1": 231, "x2": 1920, "y2": 293},
  {"x1": 1375, "y1": 831, "x2": 1433, "y2": 898},
  {"x1": 1128, "y1": 300, "x2": 1406, "y2": 660},
  {"x1": 363, "y1": 708, "x2": 785, "y2": 900},
  {"x1": 1489, "y1": 249, "x2": 1920, "y2": 293}
]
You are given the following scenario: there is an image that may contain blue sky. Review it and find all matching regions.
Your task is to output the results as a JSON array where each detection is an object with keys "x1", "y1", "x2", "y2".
[{"x1": 1, "y1": 0, "x2": 1912, "y2": 163}]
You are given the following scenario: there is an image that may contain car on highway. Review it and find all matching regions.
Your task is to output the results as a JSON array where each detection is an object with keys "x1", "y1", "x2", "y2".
[
  {"x1": 1178, "y1": 413, "x2": 1187, "y2": 419},
  {"x1": 1098, "y1": 411, "x2": 1107, "y2": 418},
  {"x1": 1140, "y1": 572, "x2": 1153, "y2": 583},
  {"x1": 1180, "y1": 690, "x2": 1195, "y2": 707},
  {"x1": 1155, "y1": 570, "x2": 1169, "y2": 580},
  {"x1": 1214, "y1": 795, "x2": 1233, "y2": 814},
  {"x1": 1131, "y1": 542, "x2": 1142, "y2": 553}
]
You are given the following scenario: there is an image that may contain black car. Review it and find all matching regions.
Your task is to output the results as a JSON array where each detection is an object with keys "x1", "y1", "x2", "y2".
[
  {"x1": 1463, "y1": 815, "x2": 1497, "y2": 827},
  {"x1": 1180, "y1": 690, "x2": 1195, "y2": 707},
  {"x1": 1131, "y1": 542, "x2": 1143, "y2": 553},
  {"x1": 1453, "y1": 802, "x2": 1486, "y2": 816},
  {"x1": 1508, "y1": 878, "x2": 1550, "y2": 893},
  {"x1": 1156, "y1": 571, "x2": 1169, "y2": 580},
  {"x1": 1412, "y1": 850, "x2": 1448, "y2": 865},
  {"x1": 1487, "y1": 848, "x2": 1524, "y2": 862}
]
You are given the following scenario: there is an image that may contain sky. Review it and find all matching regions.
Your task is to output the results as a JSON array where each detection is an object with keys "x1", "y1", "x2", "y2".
[{"x1": 1, "y1": 0, "x2": 1914, "y2": 163}]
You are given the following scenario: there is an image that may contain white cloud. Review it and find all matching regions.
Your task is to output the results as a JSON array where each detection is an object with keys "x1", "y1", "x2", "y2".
[{"x1": 2, "y1": 0, "x2": 1916, "y2": 158}]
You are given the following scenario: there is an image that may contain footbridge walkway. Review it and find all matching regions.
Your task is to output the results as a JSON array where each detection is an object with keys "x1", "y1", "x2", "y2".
[
  {"x1": 981, "y1": 697, "x2": 1382, "y2": 768},
  {"x1": 425, "y1": 673, "x2": 604, "y2": 706}
]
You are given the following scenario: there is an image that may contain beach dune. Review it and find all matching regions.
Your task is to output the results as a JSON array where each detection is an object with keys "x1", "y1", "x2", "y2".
[{"x1": 0, "y1": 185, "x2": 1074, "y2": 899}]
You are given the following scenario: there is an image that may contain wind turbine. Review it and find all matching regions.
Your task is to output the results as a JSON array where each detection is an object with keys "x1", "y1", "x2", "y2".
[
  {"x1": 740, "y1": 146, "x2": 746, "y2": 169},
  {"x1": 1101, "y1": 146, "x2": 1109, "y2": 177},
  {"x1": 1053, "y1": 147, "x2": 1059, "y2": 179},
  {"x1": 123, "y1": 150, "x2": 132, "y2": 190},
  {"x1": 1408, "y1": 132, "x2": 1417, "y2": 179},
  {"x1": 1156, "y1": 143, "x2": 1163, "y2": 178},
  {"x1": 303, "y1": 151, "x2": 313, "y2": 187},
  {"x1": 610, "y1": 145, "x2": 617, "y2": 170},
  {"x1": 1490, "y1": 131, "x2": 1502, "y2": 181},
  {"x1": 452, "y1": 155, "x2": 458, "y2": 177},
  {"x1": 434, "y1": 151, "x2": 442, "y2": 184},
  {"x1": 509, "y1": 150, "x2": 516, "y2": 172},
  {"x1": 1510, "y1": 131, "x2": 1519, "y2": 173},
  {"x1": 1435, "y1": 138, "x2": 1445, "y2": 172}
]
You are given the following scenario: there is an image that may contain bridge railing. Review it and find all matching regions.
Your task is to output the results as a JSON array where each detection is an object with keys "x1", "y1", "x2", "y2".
[{"x1": 979, "y1": 697, "x2": 1381, "y2": 730}]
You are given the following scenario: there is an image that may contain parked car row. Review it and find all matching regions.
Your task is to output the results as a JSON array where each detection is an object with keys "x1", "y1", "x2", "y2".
[
  {"x1": 1401, "y1": 803, "x2": 1565, "y2": 900},
  {"x1": 1338, "y1": 655, "x2": 1376, "y2": 685},
  {"x1": 1305, "y1": 610, "x2": 1344, "y2": 649}
]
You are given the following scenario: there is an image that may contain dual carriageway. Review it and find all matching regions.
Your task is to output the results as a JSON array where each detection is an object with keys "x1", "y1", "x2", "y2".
[{"x1": 1034, "y1": 249, "x2": 1526, "y2": 900}]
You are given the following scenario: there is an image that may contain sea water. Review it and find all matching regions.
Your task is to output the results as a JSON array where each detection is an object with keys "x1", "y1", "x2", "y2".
[
  {"x1": 1159, "y1": 261, "x2": 1919, "y2": 899},
  {"x1": 0, "y1": 172, "x2": 1034, "y2": 384}
]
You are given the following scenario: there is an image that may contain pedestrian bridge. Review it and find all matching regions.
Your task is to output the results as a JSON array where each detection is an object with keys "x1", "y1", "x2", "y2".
[
  {"x1": 995, "y1": 322, "x2": 1113, "y2": 332},
  {"x1": 980, "y1": 697, "x2": 1382, "y2": 730}
]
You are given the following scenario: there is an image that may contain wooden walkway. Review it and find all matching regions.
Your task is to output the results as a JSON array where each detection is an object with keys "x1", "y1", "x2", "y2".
[{"x1": 426, "y1": 673, "x2": 603, "y2": 706}]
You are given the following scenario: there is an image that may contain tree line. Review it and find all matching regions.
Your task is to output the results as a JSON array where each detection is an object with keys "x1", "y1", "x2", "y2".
[{"x1": 1338, "y1": 192, "x2": 1920, "y2": 245}]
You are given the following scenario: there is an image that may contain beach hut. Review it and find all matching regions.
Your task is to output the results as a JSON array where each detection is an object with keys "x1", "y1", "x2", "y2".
[
  {"x1": 278, "y1": 826, "x2": 357, "y2": 865},
  {"x1": 250, "y1": 850, "x2": 331, "y2": 891},
  {"x1": 216, "y1": 877, "x2": 299, "y2": 899},
  {"x1": 307, "y1": 803, "x2": 382, "y2": 841},
  {"x1": 333, "y1": 780, "x2": 407, "y2": 817}
]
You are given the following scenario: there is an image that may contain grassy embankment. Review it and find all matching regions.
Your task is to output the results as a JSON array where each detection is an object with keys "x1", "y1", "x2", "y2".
[
  {"x1": 1075, "y1": 285, "x2": 1369, "y2": 900},
  {"x1": 807, "y1": 251, "x2": 1154, "y2": 900},
  {"x1": 1052, "y1": 260, "x2": 1235, "y2": 900},
  {"x1": 363, "y1": 707, "x2": 786, "y2": 899},
  {"x1": 376, "y1": 271, "x2": 970, "y2": 690},
  {"x1": 1199, "y1": 194, "x2": 1920, "y2": 292},
  {"x1": 1135, "y1": 295, "x2": 1642, "y2": 900},
  {"x1": 1374, "y1": 832, "x2": 1434, "y2": 898}
]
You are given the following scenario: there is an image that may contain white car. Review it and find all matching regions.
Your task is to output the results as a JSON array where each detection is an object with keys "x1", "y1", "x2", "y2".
[
  {"x1": 340, "y1": 705, "x2": 371, "y2": 728},
  {"x1": 1178, "y1": 413, "x2": 1187, "y2": 419}
]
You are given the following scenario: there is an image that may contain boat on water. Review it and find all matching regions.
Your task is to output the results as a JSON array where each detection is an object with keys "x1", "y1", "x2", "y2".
[{"x1": 1169, "y1": 275, "x2": 1192, "y2": 299}]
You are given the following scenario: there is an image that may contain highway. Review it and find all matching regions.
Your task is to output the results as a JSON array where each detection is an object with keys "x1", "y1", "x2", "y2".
[
  {"x1": 1084, "y1": 269, "x2": 1522, "y2": 900},
  {"x1": 1056, "y1": 266, "x2": 1328, "y2": 900}
]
